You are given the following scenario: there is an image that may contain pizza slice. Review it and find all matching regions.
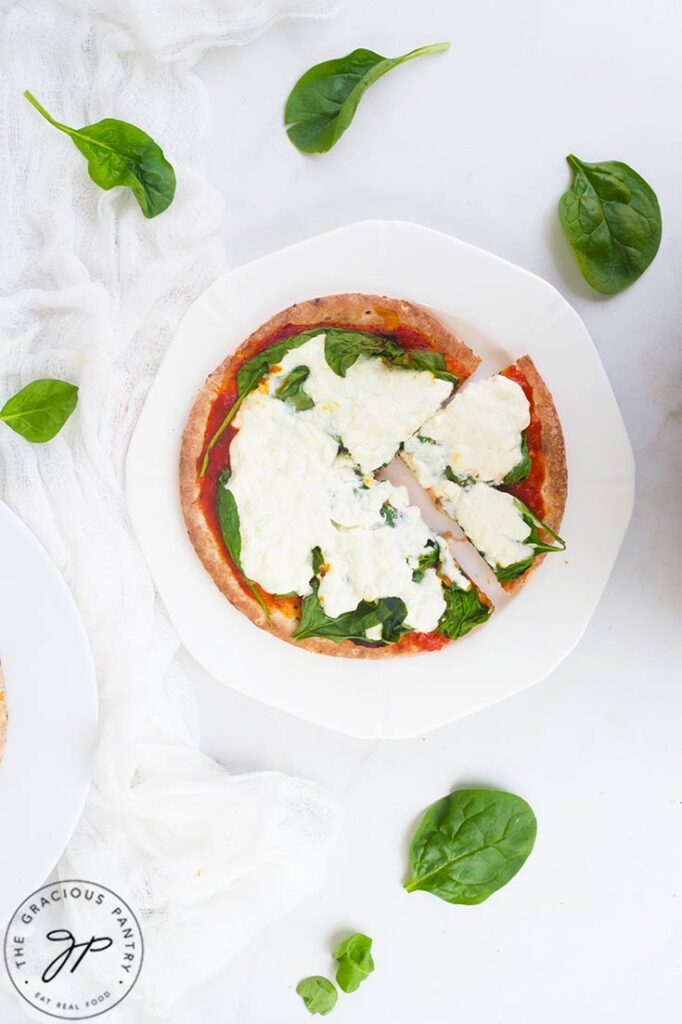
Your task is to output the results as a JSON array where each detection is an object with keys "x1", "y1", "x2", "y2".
[
  {"x1": 181, "y1": 293, "x2": 491, "y2": 658},
  {"x1": 401, "y1": 356, "x2": 567, "y2": 591}
]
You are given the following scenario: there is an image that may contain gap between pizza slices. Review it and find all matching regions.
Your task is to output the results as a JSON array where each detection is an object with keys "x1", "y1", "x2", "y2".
[{"x1": 180, "y1": 294, "x2": 567, "y2": 659}]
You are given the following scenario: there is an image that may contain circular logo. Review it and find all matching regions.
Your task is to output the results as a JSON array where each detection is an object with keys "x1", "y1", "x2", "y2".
[{"x1": 3, "y1": 880, "x2": 143, "y2": 1020}]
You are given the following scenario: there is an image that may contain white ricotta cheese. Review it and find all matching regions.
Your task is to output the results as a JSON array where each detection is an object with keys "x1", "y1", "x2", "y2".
[
  {"x1": 415, "y1": 374, "x2": 529, "y2": 484},
  {"x1": 402, "y1": 436, "x2": 533, "y2": 569},
  {"x1": 271, "y1": 334, "x2": 453, "y2": 473},
  {"x1": 226, "y1": 389, "x2": 465, "y2": 633}
]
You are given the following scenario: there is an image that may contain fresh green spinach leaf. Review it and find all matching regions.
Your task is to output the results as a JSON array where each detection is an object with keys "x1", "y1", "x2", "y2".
[
  {"x1": 215, "y1": 471, "x2": 271, "y2": 622},
  {"x1": 276, "y1": 365, "x2": 315, "y2": 410},
  {"x1": 405, "y1": 788, "x2": 537, "y2": 904},
  {"x1": 558, "y1": 153, "x2": 661, "y2": 294},
  {"x1": 296, "y1": 976, "x2": 337, "y2": 1015},
  {"x1": 502, "y1": 432, "x2": 531, "y2": 484},
  {"x1": 24, "y1": 91, "x2": 175, "y2": 219},
  {"x1": 0, "y1": 378, "x2": 78, "y2": 443},
  {"x1": 416, "y1": 434, "x2": 437, "y2": 445},
  {"x1": 332, "y1": 933, "x2": 374, "y2": 994},
  {"x1": 285, "y1": 42, "x2": 450, "y2": 154},
  {"x1": 294, "y1": 578, "x2": 409, "y2": 645},
  {"x1": 437, "y1": 582, "x2": 491, "y2": 640},
  {"x1": 494, "y1": 557, "x2": 534, "y2": 583},
  {"x1": 324, "y1": 329, "x2": 456, "y2": 385},
  {"x1": 493, "y1": 499, "x2": 564, "y2": 582},
  {"x1": 380, "y1": 501, "x2": 398, "y2": 527}
]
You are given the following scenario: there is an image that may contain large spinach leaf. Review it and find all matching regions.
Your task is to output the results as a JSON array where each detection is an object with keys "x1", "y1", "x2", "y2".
[
  {"x1": 294, "y1": 578, "x2": 409, "y2": 645},
  {"x1": 558, "y1": 154, "x2": 661, "y2": 294},
  {"x1": 296, "y1": 976, "x2": 337, "y2": 1015},
  {"x1": 285, "y1": 43, "x2": 450, "y2": 154},
  {"x1": 324, "y1": 330, "x2": 457, "y2": 384},
  {"x1": 0, "y1": 378, "x2": 78, "y2": 443},
  {"x1": 215, "y1": 471, "x2": 270, "y2": 621},
  {"x1": 405, "y1": 788, "x2": 537, "y2": 904},
  {"x1": 437, "y1": 583, "x2": 491, "y2": 640},
  {"x1": 332, "y1": 933, "x2": 374, "y2": 994},
  {"x1": 24, "y1": 91, "x2": 175, "y2": 219}
]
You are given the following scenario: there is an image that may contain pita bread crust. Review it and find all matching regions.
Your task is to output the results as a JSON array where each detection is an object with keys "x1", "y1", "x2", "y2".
[
  {"x1": 180, "y1": 293, "x2": 481, "y2": 659},
  {"x1": 0, "y1": 667, "x2": 7, "y2": 764},
  {"x1": 500, "y1": 355, "x2": 568, "y2": 594}
]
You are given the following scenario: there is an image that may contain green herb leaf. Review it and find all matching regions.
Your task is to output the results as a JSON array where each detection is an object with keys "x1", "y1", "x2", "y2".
[
  {"x1": 332, "y1": 933, "x2": 374, "y2": 994},
  {"x1": 444, "y1": 465, "x2": 476, "y2": 487},
  {"x1": 24, "y1": 91, "x2": 175, "y2": 219},
  {"x1": 296, "y1": 977, "x2": 337, "y2": 1016},
  {"x1": 294, "y1": 580, "x2": 409, "y2": 645},
  {"x1": 215, "y1": 471, "x2": 271, "y2": 622},
  {"x1": 285, "y1": 43, "x2": 450, "y2": 154},
  {"x1": 0, "y1": 378, "x2": 78, "y2": 443},
  {"x1": 558, "y1": 154, "x2": 662, "y2": 294},
  {"x1": 493, "y1": 499, "x2": 565, "y2": 582},
  {"x1": 502, "y1": 432, "x2": 531, "y2": 485},
  {"x1": 380, "y1": 501, "x2": 398, "y2": 527},
  {"x1": 494, "y1": 557, "x2": 534, "y2": 583},
  {"x1": 276, "y1": 365, "x2": 315, "y2": 411},
  {"x1": 324, "y1": 330, "x2": 386, "y2": 376},
  {"x1": 411, "y1": 540, "x2": 439, "y2": 582},
  {"x1": 438, "y1": 582, "x2": 491, "y2": 640},
  {"x1": 405, "y1": 788, "x2": 537, "y2": 904},
  {"x1": 416, "y1": 434, "x2": 437, "y2": 445},
  {"x1": 311, "y1": 546, "x2": 325, "y2": 575}
]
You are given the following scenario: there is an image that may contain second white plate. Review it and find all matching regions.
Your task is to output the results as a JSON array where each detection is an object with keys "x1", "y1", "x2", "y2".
[{"x1": 126, "y1": 221, "x2": 634, "y2": 738}]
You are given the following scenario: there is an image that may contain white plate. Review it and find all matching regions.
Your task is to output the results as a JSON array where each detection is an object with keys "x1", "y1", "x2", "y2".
[
  {"x1": 0, "y1": 502, "x2": 97, "y2": 923},
  {"x1": 126, "y1": 221, "x2": 634, "y2": 738}
]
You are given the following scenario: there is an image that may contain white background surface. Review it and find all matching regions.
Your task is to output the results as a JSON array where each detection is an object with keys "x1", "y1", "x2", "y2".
[
  {"x1": 18, "y1": 0, "x2": 682, "y2": 1021},
  {"x1": 177, "y1": 2, "x2": 682, "y2": 1019},
  {"x1": 184, "y1": 1, "x2": 682, "y2": 1020}
]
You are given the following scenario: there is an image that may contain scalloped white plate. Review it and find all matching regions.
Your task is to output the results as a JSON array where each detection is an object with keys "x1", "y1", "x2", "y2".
[
  {"x1": 126, "y1": 221, "x2": 634, "y2": 738},
  {"x1": 0, "y1": 502, "x2": 97, "y2": 923}
]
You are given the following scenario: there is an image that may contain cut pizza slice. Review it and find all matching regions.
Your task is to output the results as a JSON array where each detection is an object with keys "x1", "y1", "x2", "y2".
[{"x1": 401, "y1": 355, "x2": 567, "y2": 591}]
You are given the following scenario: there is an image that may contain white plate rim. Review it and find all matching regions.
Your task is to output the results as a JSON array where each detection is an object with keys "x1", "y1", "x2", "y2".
[{"x1": 125, "y1": 219, "x2": 635, "y2": 738}]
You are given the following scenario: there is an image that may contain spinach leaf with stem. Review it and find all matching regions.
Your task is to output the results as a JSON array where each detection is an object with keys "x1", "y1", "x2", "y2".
[
  {"x1": 0, "y1": 378, "x2": 78, "y2": 443},
  {"x1": 24, "y1": 91, "x2": 175, "y2": 218},
  {"x1": 558, "y1": 154, "x2": 661, "y2": 294},
  {"x1": 215, "y1": 470, "x2": 271, "y2": 623},
  {"x1": 296, "y1": 977, "x2": 337, "y2": 1015},
  {"x1": 405, "y1": 788, "x2": 537, "y2": 904},
  {"x1": 294, "y1": 577, "x2": 409, "y2": 645},
  {"x1": 332, "y1": 933, "x2": 374, "y2": 994},
  {"x1": 285, "y1": 42, "x2": 450, "y2": 154},
  {"x1": 275, "y1": 365, "x2": 314, "y2": 410},
  {"x1": 494, "y1": 499, "x2": 565, "y2": 582}
]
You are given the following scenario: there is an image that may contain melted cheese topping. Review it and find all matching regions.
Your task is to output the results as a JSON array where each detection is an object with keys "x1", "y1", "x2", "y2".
[
  {"x1": 227, "y1": 365, "x2": 469, "y2": 631},
  {"x1": 416, "y1": 375, "x2": 529, "y2": 483},
  {"x1": 272, "y1": 335, "x2": 453, "y2": 473},
  {"x1": 402, "y1": 436, "x2": 533, "y2": 568}
]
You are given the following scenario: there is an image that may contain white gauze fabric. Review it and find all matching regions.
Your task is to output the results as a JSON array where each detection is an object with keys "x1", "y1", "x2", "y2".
[{"x1": 0, "y1": 0, "x2": 340, "y2": 1015}]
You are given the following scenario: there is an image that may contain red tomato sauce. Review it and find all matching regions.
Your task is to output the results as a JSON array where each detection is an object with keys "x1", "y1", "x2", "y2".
[
  {"x1": 499, "y1": 364, "x2": 546, "y2": 520},
  {"x1": 196, "y1": 320, "x2": 465, "y2": 641}
]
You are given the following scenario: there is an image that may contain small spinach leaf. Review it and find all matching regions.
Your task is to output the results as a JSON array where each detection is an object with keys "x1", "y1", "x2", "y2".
[
  {"x1": 285, "y1": 43, "x2": 450, "y2": 154},
  {"x1": 380, "y1": 501, "x2": 398, "y2": 527},
  {"x1": 558, "y1": 153, "x2": 661, "y2": 294},
  {"x1": 411, "y1": 540, "x2": 439, "y2": 582},
  {"x1": 416, "y1": 434, "x2": 437, "y2": 445},
  {"x1": 444, "y1": 465, "x2": 475, "y2": 487},
  {"x1": 0, "y1": 378, "x2": 78, "y2": 443},
  {"x1": 215, "y1": 471, "x2": 271, "y2": 622},
  {"x1": 275, "y1": 365, "x2": 315, "y2": 411},
  {"x1": 494, "y1": 499, "x2": 565, "y2": 582},
  {"x1": 24, "y1": 91, "x2": 175, "y2": 219},
  {"x1": 502, "y1": 432, "x2": 531, "y2": 484},
  {"x1": 437, "y1": 582, "x2": 491, "y2": 640},
  {"x1": 405, "y1": 788, "x2": 537, "y2": 904},
  {"x1": 332, "y1": 933, "x2": 374, "y2": 994},
  {"x1": 494, "y1": 557, "x2": 534, "y2": 583},
  {"x1": 296, "y1": 976, "x2": 337, "y2": 1015}
]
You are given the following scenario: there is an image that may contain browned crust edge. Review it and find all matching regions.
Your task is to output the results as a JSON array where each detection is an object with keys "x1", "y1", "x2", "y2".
[
  {"x1": 0, "y1": 667, "x2": 7, "y2": 764},
  {"x1": 501, "y1": 354, "x2": 568, "y2": 594},
  {"x1": 180, "y1": 293, "x2": 481, "y2": 659}
]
